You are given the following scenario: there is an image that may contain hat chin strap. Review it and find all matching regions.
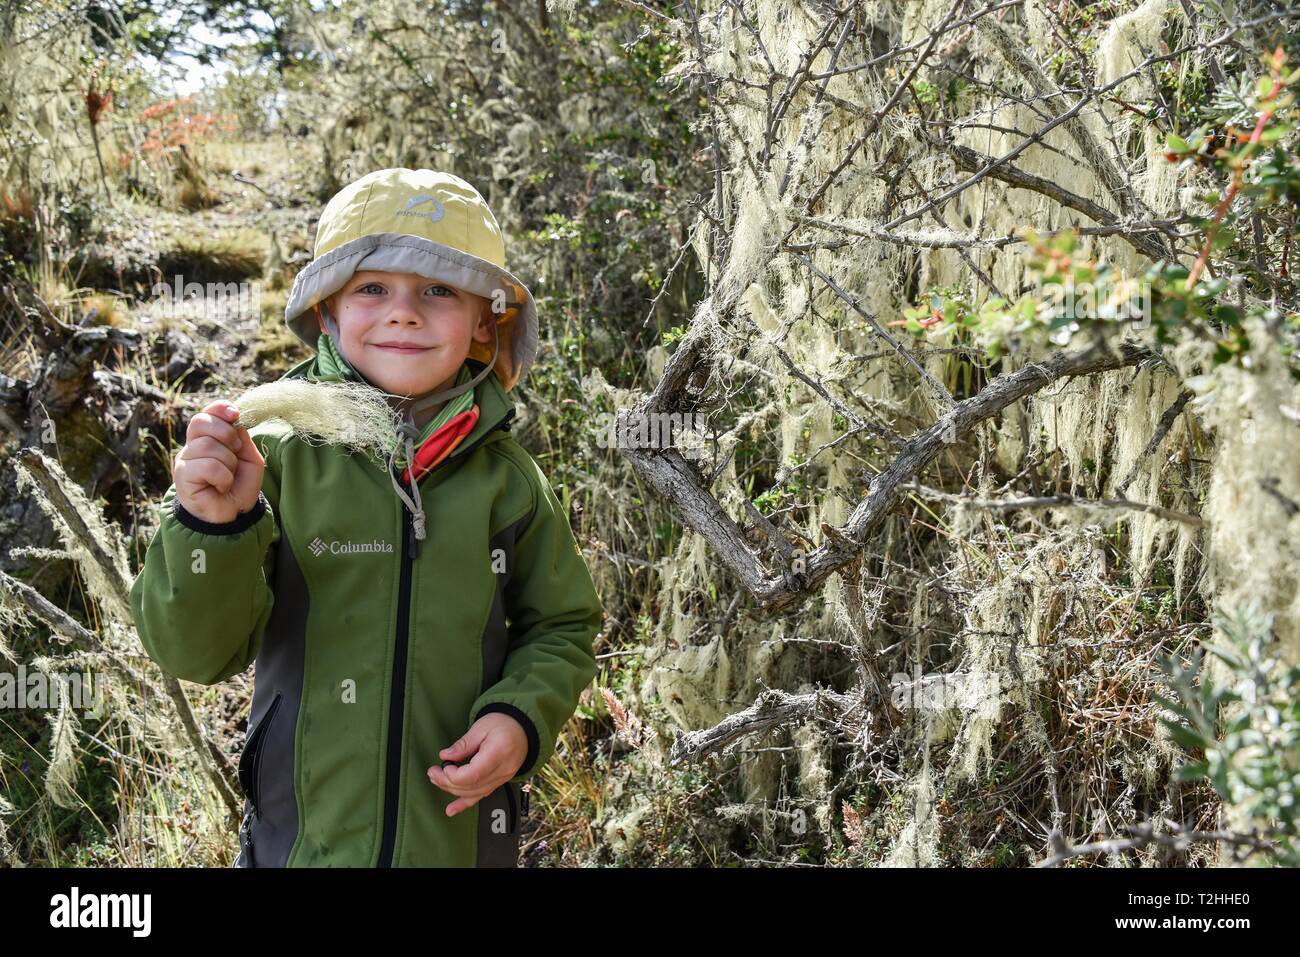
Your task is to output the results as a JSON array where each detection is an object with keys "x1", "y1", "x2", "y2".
[
  {"x1": 318, "y1": 301, "x2": 501, "y2": 423},
  {"x1": 406, "y1": 320, "x2": 499, "y2": 419}
]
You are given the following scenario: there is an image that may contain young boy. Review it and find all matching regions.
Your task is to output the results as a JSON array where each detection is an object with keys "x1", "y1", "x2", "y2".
[{"x1": 129, "y1": 168, "x2": 605, "y2": 867}]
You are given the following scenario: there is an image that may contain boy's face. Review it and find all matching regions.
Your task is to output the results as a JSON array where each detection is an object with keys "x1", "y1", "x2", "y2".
[{"x1": 325, "y1": 270, "x2": 494, "y2": 403}]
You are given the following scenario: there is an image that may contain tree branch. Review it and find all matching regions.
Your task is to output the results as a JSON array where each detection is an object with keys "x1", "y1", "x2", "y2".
[{"x1": 624, "y1": 339, "x2": 1151, "y2": 613}]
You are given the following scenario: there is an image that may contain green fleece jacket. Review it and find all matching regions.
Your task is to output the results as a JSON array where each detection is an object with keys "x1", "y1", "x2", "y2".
[{"x1": 128, "y1": 349, "x2": 604, "y2": 867}]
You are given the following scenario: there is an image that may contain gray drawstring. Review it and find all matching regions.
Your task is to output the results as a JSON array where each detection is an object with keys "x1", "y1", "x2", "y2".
[
  {"x1": 388, "y1": 421, "x2": 427, "y2": 542},
  {"x1": 319, "y1": 301, "x2": 506, "y2": 545}
]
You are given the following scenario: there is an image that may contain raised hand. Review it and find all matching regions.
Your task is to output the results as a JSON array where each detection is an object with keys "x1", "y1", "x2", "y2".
[{"x1": 174, "y1": 400, "x2": 266, "y2": 525}]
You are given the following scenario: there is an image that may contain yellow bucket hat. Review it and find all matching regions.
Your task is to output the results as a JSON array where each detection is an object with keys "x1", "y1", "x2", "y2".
[{"x1": 283, "y1": 168, "x2": 538, "y2": 396}]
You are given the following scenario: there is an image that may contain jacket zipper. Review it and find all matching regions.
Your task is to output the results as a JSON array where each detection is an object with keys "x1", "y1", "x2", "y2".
[
  {"x1": 376, "y1": 502, "x2": 415, "y2": 868},
  {"x1": 375, "y1": 410, "x2": 515, "y2": 868},
  {"x1": 238, "y1": 690, "x2": 283, "y2": 867}
]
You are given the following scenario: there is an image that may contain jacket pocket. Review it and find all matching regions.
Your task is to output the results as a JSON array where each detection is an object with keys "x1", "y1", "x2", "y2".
[{"x1": 239, "y1": 690, "x2": 283, "y2": 818}]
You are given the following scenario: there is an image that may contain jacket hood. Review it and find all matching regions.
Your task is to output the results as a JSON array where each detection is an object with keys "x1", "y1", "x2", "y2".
[{"x1": 283, "y1": 168, "x2": 538, "y2": 394}]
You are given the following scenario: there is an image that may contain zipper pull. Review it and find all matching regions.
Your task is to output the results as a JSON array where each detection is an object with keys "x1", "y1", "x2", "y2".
[{"x1": 239, "y1": 809, "x2": 254, "y2": 866}]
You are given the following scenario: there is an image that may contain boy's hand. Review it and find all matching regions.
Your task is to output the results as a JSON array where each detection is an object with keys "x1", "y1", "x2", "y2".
[
  {"x1": 174, "y1": 400, "x2": 266, "y2": 525},
  {"x1": 428, "y1": 712, "x2": 529, "y2": 816}
]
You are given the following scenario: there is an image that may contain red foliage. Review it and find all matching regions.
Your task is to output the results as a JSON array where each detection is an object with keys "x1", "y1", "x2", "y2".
[{"x1": 128, "y1": 96, "x2": 239, "y2": 168}]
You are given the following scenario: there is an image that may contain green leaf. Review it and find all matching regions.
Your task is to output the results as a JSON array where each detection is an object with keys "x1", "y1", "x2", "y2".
[
  {"x1": 1209, "y1": 759, "x2": 1231, "y2": 799},
  {"x1": 1163, "y1": 720, "x2": 1210, "y2": 752},
  {"x1": 1211, "y1": 227, "x2": 1237, "y2": 251},
  {"x1": 1204, "y1": 641, "x2": 1247, "y2": 671},
  {"x1": 1175, "y1": 760, "x2": 1210, "y2": 782},
  {"x1": 1260, "y1": 124, "x2": 1293, "y2": 144}
]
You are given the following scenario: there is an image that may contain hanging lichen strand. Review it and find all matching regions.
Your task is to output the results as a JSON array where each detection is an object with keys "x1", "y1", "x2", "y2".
[{"x1": 610, "y1": 0, "x2": 1299, "y2": 866}]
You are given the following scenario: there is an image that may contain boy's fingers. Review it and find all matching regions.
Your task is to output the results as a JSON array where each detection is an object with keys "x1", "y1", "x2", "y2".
[
  {"x1": 439, "y1": 750, "x2": 492, "y2": 788},
  {"x1": 201, "y1": 399, "x2": 240, "y2": 421},
  {"x1": 233, "y1": 424, "x2": 265, "y2": 465},
  {"x1": 428, "y1": 766, "x2": 494, "y2": 800},
  {"x1": 438, "y1": 722, "x2": 490, "y2": 761},
  {"x1": 428, "y1": 755, "x2": 498, "y2": 795},
  {"x1": 197, "y1": 401, "x2": 242, "y2": 431},
  {"x1": 439, "y1": 736, "x2": 472, "y2": 759},
  {"x1": 444, "y1": 795, "x2": 488, "y2": 817},
  {"x1": 176, "y1": 456, "x2": 235, "y2": 493},
  {"x1": 430, "y1": 779, "x2": 495, "y2": 816},
  {"x1": 436, "y1": 725, "x2": 503, "y2": 787},
  {"x1": 187, "y1": 410, "x2": 243, "y2": 452},
  {"x1": 181, "y1": 435, "x2": 238, "y2": 472}
]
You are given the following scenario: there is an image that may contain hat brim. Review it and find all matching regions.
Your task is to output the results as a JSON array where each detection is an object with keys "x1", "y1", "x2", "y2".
[{"x1": 283, "y1": 232, "x2": 538, "y2": 392}]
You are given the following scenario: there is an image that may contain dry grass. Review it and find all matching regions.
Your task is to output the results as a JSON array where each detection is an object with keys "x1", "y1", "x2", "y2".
[{"x1": 156, "y1": 231, "x2": 266, "y2": 284}]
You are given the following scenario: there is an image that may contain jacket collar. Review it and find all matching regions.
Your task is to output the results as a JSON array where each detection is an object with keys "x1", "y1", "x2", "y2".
[{"x1": 450, "y1": 357, "x2": 516, "y2": 457}]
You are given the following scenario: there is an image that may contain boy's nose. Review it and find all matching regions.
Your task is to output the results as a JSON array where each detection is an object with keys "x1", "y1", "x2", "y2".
[{"x1": 384, "y1": 293, "x2": 424, "y2": 323}]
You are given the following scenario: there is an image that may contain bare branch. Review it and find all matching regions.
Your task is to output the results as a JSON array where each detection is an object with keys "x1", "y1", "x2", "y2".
[
  {"x1": 670, "y1": 686, "x2": 859, "y2": 765},
  {"x1": 1114, "y1": 389, "x2": 1194, "y2": 496},
  {"x1": 908, "y1": 482, "x2": 1206, "y2": 528}
]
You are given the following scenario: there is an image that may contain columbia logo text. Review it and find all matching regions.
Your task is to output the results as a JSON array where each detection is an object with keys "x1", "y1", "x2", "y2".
[{"x1": 309, "y1": 537, "x2": 394, "y2": 556}]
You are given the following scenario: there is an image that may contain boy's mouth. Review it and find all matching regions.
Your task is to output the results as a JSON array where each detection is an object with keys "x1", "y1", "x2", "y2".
[{"x1": 371, "y1": 341, "x2": 434, "y2": 354}]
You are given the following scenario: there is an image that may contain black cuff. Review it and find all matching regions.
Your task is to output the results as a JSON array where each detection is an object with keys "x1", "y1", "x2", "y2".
[
  {"x1": 477, "y1": 702, "x2": 539, "y2": 778},
  {"x1": 173, "y1": 491, "x2": 268, "y2": 535}
]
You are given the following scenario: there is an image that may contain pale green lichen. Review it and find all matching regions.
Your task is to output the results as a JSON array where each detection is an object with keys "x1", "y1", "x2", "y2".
[{"x1": 232, "y1": 379, "x2": 402, "y2": 463}]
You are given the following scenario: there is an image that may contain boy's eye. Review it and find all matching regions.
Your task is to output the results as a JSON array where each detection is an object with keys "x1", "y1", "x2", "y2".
[{"x1": 354, "y1": 283, "x2": 453, "y2": 296}]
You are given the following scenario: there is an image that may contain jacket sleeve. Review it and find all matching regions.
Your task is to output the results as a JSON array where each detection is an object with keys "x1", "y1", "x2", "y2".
[
  {"x1": 470, "y1": 454, "x2": 604, "y2": 783},
  {"x1": 128, "y1": 425, "x2": 283, "y2": 685}
]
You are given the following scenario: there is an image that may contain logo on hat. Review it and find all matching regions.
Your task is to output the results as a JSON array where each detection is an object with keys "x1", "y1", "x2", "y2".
[{"x1": 396, "y1": 194, "x2": 446, "y2": 224}]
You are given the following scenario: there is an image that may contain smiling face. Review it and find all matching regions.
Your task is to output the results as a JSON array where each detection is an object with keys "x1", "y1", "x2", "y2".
[{"x1": 325, "y1": 270, "x2": 494, "y2": 420}]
